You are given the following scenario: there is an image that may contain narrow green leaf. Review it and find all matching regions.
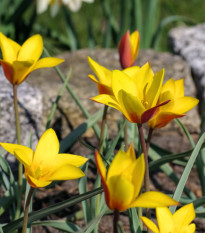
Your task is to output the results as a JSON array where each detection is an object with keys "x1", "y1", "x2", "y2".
[
  {"x1": 128, "y1": 208, "x2": 142, "y2": 233},
  {"x1": 46, "y1": 69, "x2": 72, "y2": 129},
  {"x1": 33, "y1": 220, "x2": 80, "y2": 232},
  {"x1": 2, "y1": 188, "x2": 103, "y2": 233},
  {"x1": 59, "y1": 108, "x2": 104, "y2": 153},
  {"x1": 132, "y1": 0, "x2": 143, "y2": 36},
  {"x1": 170, "y1": 132, "x2": 205, "y2": 213}
]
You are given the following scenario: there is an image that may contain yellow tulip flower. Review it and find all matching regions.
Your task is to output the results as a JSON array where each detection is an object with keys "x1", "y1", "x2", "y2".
[
  {"x1": 88, "y1": 56, "x2": 113, "y2": 95},
  {"x1": 91, "y1": 63, "x2": 169, "y2": 123},
  {"x1": 118, "y1": 30, "x2": 140, "y2": 69},
  {"x1": 0, "y1": 33, "x2": 64, "y2": 85},
  {"x1": 95, "y1": 143, "x2": 179, "y2": 212},
  {"x1": 141, "y1": 203, "x2": 195, "y2": 233},
  {"x1": 148, "y1": 79, "x2": 199, "y2": 128},
  {"x1": 0, "y1": 129, "x2": 87, "y2": 188}
]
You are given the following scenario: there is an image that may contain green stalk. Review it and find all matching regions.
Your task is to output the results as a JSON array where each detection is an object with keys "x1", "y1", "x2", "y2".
[
  {"x1": 13, "y1": 84, "x2": 22, "y2": 220},
  {"x1": 137, "y1": 123, "x2": 150, "y2": 192},
  {"x1": 22, "y1": 187, "x2": 35, "y2": 233},
  {"x1": 146, "y1": 127, "x2": 154, "y2": 154},
  {"x1": 123, "y1": 118, "x2": 128, "y2": 151},
  {"x1": 99, "y1": 105, "x2": 108, "y2": 155}
]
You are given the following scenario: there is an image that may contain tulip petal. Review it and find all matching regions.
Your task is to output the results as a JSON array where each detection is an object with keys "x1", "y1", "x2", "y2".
[
  {"x1": 56, "y1": 154, "x2": 88, "y2": 167},
  {"x1": 90, "y1": 94, "x2": 122, "y2": 112},
  {"x1": 146, "y1": 68, "x2": 164, "y2": 108},
  {"x1": 175, "y1": 79, "x2": 184, "y2": 98},
  {"x1": 140, "y1": 217, "x2": 160, "y2": 233},
  {"x1": 129, "y1": 153, "x2": 145, "y2": 198},
  {"x1": 134, "y1": 62, "x2": 154, "y2": 100},
  {"x1": 123, "y1": 66, "x2": 140, "y2": 79},
  {"x1": 131, "y1": 191, "x2": 179, "y2": 208},
  {"x1": 0, "y1": 32, "x2": 20, "y2": 62},
  {"x1": 173, "y1": 203, "x2": 195, "y2": 232},
  {"x1": 95, "y1": 150, "x2": 110, "y2": 207},
  {"x1": 107, "y1": 175, "x2": 134, "y2": 211},
  {"x1": 112, "y1": 70, "x2": 138, "y2": 99},
  {"x1": 160, "y1": 78, "x2": 175, "y2": 101},
  {"x1": 130, "y1": 30, "x2": 140, "y2": 60},
  {"x1": 33, "y1": 57, "x2": 64, "y2": 70},
  {"x1": 118, "y1": 31, "x2": 133, "y2": 69},
  {"x1": 0, "y1": 143, "x2": 33, "y2": 166},
  {"x1": 156, "y1": 207, "x2": 174, "y2": 233},
  {"x1": 27, "y1": 174, "x2": 51, "y2": 188},
  {"x1": 107, "y1": 150, "x2": 134, "y2": 180},
  {"x1": 181, "y1": 224, "x2": 195, "y2": 233},
  {"x1": 18, "y1": 34, "x2": 43, "y2": 62},
  {"x1": 33, "y1": 129, "x2": 59, "y2": 166},
  {"x1": 0, "y1": 60, "x2": 14, "y2": 84},
  {"x1": 45, "y1": 164, "x2": 85, "y2": 180},
  {"x1": 88, "y1": 57, "x2": 112, "y2": 86},
  {"x1": 167, "y1": 97, "x2": 199, "y2": 114}
]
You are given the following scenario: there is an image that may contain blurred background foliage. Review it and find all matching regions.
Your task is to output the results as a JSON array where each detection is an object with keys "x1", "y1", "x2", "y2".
[{"x1": 0, "y1": 0, "x2": 204, "y2": 54}]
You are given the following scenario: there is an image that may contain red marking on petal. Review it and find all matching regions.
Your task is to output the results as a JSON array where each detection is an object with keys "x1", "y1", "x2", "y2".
[
  {"x1": 95, "y1": 150, "x2": 110, "y2": 209},
  {"x1": 97, "y1": 83, "x2": 113, "y2": 95},
  {"x1": 0, "y1": 61, "x2": 14, "y2": 84},
  {"x1": 141, "y1": 100, "x2": 170, "y2": 123},
  {"x1": 118, "y1": 31, "x2": 133, "y2": 69}
]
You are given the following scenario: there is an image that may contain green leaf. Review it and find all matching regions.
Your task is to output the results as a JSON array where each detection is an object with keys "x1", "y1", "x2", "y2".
[
  {"x1": 33, "y1": 220, "x2": 81, "y2": 232},
  {"x1": 46, "y1": 69, "x2": 72, "y2": 129},
  {"x1": 59, "y1": 108, "x2": 104, "y2": 153},
  {"x1": 170, "y1": 132, "x2": 205, "y2": 213},
  {"x1": 2, "y1": 188, "x2": 103, "y2": 233},
  {"x1": 128, "y1": 208, "x2": 142, "y2": 233}
]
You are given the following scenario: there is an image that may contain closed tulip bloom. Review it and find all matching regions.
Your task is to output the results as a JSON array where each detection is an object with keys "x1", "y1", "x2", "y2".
[
  {"x1": 118, "y1": 30, "x2": 140, "y2": 69},
  {"x1": 95, "y1": 143, "x2": 179, "y2": 212},
  {"x1": 0, "y1": 33, "x2": 64, "y2": 85},
  {"x1": 141, "y1": 203, "x2": 195, "y2": 233},
  {"x1": 91, "y1": 63, "x2": 169, "y2": 123},
  {"x1": 148, "y1": 79, "x2": 199, "y2": 128},
  {"x1": 0, "y1": 129, "x2": 87, "y2": 188}
]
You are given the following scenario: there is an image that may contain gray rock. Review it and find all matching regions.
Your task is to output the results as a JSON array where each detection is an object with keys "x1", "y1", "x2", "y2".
[
  {"x1": 0, "y1": 68, "x2": 43, "y2": 162},
  {"x1": 169, "y1": 23, "x2": 205, "y2": 99},
  {"x1": 27, "y1": 49, "x2": 199, "y2": 153}
]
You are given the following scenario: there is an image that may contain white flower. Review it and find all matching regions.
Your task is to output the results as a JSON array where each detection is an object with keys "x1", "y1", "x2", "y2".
[{"x1": 36, "y1": 0, "x2": 95, "y2": 16}]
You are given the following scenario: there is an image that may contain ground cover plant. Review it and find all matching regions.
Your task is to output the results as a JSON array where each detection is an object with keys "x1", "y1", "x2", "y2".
[{"x1": 0, "y1": 0, "x2": 205, "y2": 233}]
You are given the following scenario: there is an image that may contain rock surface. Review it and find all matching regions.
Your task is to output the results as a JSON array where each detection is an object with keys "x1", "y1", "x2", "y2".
[
  {"x1": 0, "y1": 68, "x2": 43, "y2": 162},
  {"x1": 27, "y1": 48, "x2": 200, "y2": 153},
  {"x1": 169, "y1": 23, "x2": 205, "y2": 99}
]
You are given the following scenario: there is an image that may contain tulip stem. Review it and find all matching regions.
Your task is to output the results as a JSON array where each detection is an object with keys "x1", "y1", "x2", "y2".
[
  {"x1": 113, "y1": 210, "x2": 119, "y2": 233},
  {"x1": 13, "y1": 84, "x2": 23, "y2": 220},
  {"x1": 22, "y1": 187, "x2": 35, "y2": 233},
  {"x1": 146, "y1": 127, "x2": 154, "y2": 154},
  {"x1": 137, "y1": 123, "x2": 150, "y2": 192},
  {"x1": 99, "y1": 105, "x2": 108, "y2": 155},
  {"x1": 123, "y1": 116, "x2": 128, "y2": 150}
]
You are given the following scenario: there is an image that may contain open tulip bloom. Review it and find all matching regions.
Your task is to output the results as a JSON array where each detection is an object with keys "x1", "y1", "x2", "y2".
[
  {"x1": 95, "y1": 143, "x2": 179, "y2": 212},
  {"x1": 118, "y1": 30, "x2": 140, "y2": 69},
  {"x1": 141, "y1": 203, "x2": 196, "y2": 233},
  {"x1": 0, "y1": 32, "x2": 64, "y2": 85},
  {"x1": 91, "y1": 62, "x2": 169, "y2": 124},
  {"x1": 0, "y1": 129, "x2": 88, "y2": 188},
  {"x1": 148, "y1": 78, "x2": 199, "y2": 128}
]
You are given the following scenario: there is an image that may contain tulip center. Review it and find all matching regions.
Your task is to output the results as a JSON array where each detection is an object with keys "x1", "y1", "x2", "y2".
[{"x1": 35, "y1": 167, "x2": 42, "y2": 179}]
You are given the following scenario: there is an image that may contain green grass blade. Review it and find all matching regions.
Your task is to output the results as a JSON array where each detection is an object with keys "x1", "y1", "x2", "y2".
[
  {"x1": 132, "y1": 0, "x2": 143, "y2": 36},
  {"x1": 2, "y1": 188, "x2": 103, "y2": 233},
  {"x1": 33, "y1": 220, "x2": 81, "y2": 232},
  {"x1": 143, "y1": 0, "x2": 157, "y2": 48},
  {"x1": 46, "y1": 69, "x2": 72, "y2": 129},
  {"x1": 59, "y1": 108, "x2": 104, "y2": 153},
  {"x1": 149, "y1": 149, "x2": 194, "y2": 171},
  {"x1": 128, "y1": 208, "x2": 142, "y2": 233},
  {"x1": 170, "y1": 132, "x2": 205, "y2": 213},
  {"x1": 78, "y1": 162, "x2": 91, "y2": 223},
  {"x1": 193, "y1": 196, "x2": 205, "y2": 209}
]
